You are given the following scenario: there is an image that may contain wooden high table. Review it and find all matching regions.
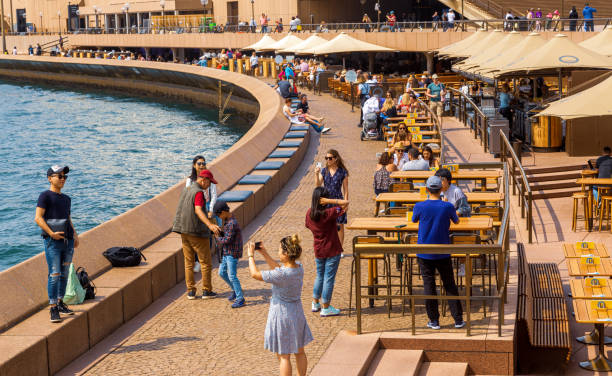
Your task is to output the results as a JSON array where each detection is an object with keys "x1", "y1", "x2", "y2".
[
  {"x1": 572, "y1": 298, "x2": 612, "y2": 371},
  {"x1": 570, "y1": 278, "x2": 612, "y2": 346},
  {"x1": 347, "y1": 216, "x2": 493, "y2": 307},
  {"x1": 391, "y1": 170, "x2": 502, "y2": 191},
  {"x1": 563, "y1": 243, "x2": 610, "y2": 258},
  {"x1": 374, "y1": 192, "x2": 503, "y2": 216},
  {"x1": 576, "y1": 177, "x2": 612, "y2": 231},
  {"x1": 567, "y1": 258, "x2": 612, "y2": 277}
]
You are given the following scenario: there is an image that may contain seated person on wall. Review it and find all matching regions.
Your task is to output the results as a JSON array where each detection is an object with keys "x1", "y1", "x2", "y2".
[
  {"x1": 274, "y1": 79, "x2": 298, "y2": 99},
  {"x1": 401, "y1": 148, "x2": 430, "y2": 171},
  {"x1": 283, "y1": 97, "x2": 330, "y2": 134},
  {"x1": 296, "y1": 94, "x2": 325, "y2": 124}
]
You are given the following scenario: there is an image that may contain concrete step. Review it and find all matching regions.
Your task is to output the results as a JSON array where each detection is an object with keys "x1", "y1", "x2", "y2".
[
  {"x1": 417, "y1": 362, "x2": 469, "y2": 376},
  {"x1": 366, "y1": 349, "x2": 424, "y2": 376}
]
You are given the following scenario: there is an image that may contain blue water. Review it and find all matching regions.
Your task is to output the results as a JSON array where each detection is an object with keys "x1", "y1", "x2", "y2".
[{"x1": 0, "y1": 80, "x2": 250, "y2": 271}]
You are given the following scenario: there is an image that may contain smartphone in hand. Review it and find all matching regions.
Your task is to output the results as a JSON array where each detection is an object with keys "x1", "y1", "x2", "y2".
[
  {"x1": 255, "y1": 241, "x2": 262, "y2": 250},
  {"x1": 316, "y1": 162, "x2": 322, "y2": 169}
]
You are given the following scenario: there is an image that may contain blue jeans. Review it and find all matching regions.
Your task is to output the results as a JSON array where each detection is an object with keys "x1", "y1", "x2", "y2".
[
  {"x1": 44, "y1": 237, "x2": 74, "y2": 304},
  {"x1": 310, "y1": 120, "x2": 324, "y2": 133},
  {"x1": 313, "y1": 254, "x2": 341, "y2": 304},
  {"x1": 219, "y1": 255, "x2": 243, "y2": 301}
]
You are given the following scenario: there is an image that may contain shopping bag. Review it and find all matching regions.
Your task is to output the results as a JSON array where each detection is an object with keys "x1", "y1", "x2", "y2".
[{"x1": 63, "y1": 263, "x2": 86, "y2": 305}]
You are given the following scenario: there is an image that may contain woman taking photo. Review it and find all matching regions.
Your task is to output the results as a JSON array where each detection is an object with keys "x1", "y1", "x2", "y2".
[
  {"x1": 306, "y1": 187, "x2": 348, "y2": 317},
  {"x1": 374, "y1": 152, "x2": 396, "y2": 195},
  {"x1": 315, "y1": 149, "x2": 349, "y2": 246},
  {"x1": 422, "y1": 146, "x2": 440, "y2": 169},
  {"x1": 247, "y1": 236, "x2": 313, "y2": 376}
]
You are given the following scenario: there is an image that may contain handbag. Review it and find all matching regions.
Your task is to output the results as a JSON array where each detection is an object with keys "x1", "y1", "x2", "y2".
[
  {"x1": 42, "y1": 218, "x2": 68, "y2": 237},
  {"x1": 76, "y1": 266, "x2": 96, "y2": 300},
  {"x1": 103, "y1": 247, "x2": 147, "y2": 267}
]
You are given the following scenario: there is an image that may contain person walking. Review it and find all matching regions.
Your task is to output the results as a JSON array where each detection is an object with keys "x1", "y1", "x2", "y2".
[
  {"x1": 306, "y1": 187, "x2": 348, "y2": 316},
  {"x1": 315, "y1": 149, "x2": 349, "y2": 246},
  {"x1": 426, "y1": 74, "x2": 446, "y2": 119},
  {"x1": 214, "y1": 201, "x2": 245, "y2": 308},
  {"x1": 35, "y1": 165, "x2": 79, "y2": 323},
  {"x1": 172, "y1": 169, "x2": 221, "y2": 300},
  {"x1": 260, "y1": 13, "x2": 269, "y2": 33},
  {"x1": 247, "y1": 236, "x2": 313, "y2": 376},
  {"x1": 411, "y1": 176, "x2": 465, "y2": 330}
]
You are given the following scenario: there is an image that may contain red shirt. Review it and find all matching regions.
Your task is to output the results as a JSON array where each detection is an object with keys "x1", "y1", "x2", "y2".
[
  {"x1": 305, "y1": 207, "x2": 344, "y2": 258},
  {"x1": 194, "y1": 191, "x2": 205, "y2": 207}
]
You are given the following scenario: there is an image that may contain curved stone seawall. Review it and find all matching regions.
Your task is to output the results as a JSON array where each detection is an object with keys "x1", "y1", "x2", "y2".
[{"x1": 0, "y1": 57, "x2": 307, "y2": 374}]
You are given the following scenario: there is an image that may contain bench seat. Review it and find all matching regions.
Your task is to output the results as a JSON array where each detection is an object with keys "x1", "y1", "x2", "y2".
[
  {"x1": 254, "y1": 161, "x2": 284, "y2": 170},
  {"x1": 238, "y1": 174, "x2": 271, "y2": 185},
  {"x1": 278, "y1": 140, "x2": 303, "y2": 148},
  {"x1": 218, "y1": 190, "x2": 253, "y2": 202},
  {"x1": 284, "y1": 131, "x2": 307, "y2": 139},
  {"x1": 269, "y1": 149, "x2": 296, "y2": 158},
  {"x1": 290, "y1": 125, "x2": 309, "y2": 132}
]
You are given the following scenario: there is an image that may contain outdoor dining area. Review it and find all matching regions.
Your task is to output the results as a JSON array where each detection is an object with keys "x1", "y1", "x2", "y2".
[{"x1": 346, "y1": 155, "x2": 511, "y2": 335}]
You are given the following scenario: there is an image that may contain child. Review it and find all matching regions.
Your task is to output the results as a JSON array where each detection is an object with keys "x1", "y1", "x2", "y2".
[{"x1": 214, "y1": 201, "x2": 245, "y2": 308}]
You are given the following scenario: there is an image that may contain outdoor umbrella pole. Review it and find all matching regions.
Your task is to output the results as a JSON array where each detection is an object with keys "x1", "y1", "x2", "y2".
[{"x1": 558, "y1": 69, "x2": 563, "y2": 99}]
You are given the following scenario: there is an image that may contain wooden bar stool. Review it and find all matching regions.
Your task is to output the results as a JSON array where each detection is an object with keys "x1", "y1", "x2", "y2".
[
  {"x1": 573, "y1": 192, "x2": 589, "y2": 231},
  {"x1": 599, "y1": 196, "x2": 612, "y2": 231}
]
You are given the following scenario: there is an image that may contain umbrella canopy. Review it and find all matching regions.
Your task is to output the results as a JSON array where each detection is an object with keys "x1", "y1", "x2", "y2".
[
  {"x1": 445, "y1": 29, "x2": 505, "y2": 59},
  {"x1": 437, "y1": 29, "x2": 486, "y2": 57},
  {"x1": 279, "y1": 34, "x2": 328, "y2": 54},
  {"x1": 580, "y1": 25, "x2": 612, "y2": 57},
  {"x1": 496, "y1": 33, "x2": 612, "y2": 77},
  {"x1": 242, "y1": 35, "x2": 278, "y2": 51},
  {"x1": 300, "y1": 32, "x2": 394, "y2": 55},
  {"x1": 267, "y1": 33, "x2": 304, "y2": 52},
  {"x1": 458, "y1": 31, "x2": 524, "y2": 71},
  {"x1": 477, "y1": 32, "x2": 547, "y2": 73},
  {"x1": 538, "y1": 73, "x2": 612, "y2": 119}
]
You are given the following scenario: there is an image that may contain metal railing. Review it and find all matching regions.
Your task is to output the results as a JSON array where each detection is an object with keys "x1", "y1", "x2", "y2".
[
  {"x1": 499, "y1": 131, "x2": 534, "y2": 243},
  {"x1": 7, "y1": 17, "x2": 611, "y2": 37},
  {"x1": 448, "y1": 88, "x2": 489, "y2": 153},
  {"x1": 353, "y1": 162, "x2": 511, "y2": 335},
  {"x1": 417, "y1": 95, "x2": 446, "y2": 164}
]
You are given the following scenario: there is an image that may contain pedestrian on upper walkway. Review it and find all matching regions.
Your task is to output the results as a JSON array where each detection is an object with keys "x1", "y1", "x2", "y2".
[
  {"x1": 583, "y1": 3, "x2": 597, "y2": 31},
  {"x1": 412, "y1": 176, "x2": 465, "y2": 330},
  {"x1": 35, "y1": 165, "x2": 79, "y2": 323},
  {"x1": 214, "y1": 201, "x2": 245, "y2": 308},
  {"x1": 569, "y1": 6, "x2": 579, "y2": 31},
  {"x1": 247, "y1": 235, "x2": 313, "y2": 376},
  {"x1": 306, "y1": 187, "x2": 349, "y2": 317}
]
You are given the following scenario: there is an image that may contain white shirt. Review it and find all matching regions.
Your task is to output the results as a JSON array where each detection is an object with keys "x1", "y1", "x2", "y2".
[
  {"x1": 362, "y1": 96, "x2": 380, "y2": 120},
  {"x1": 393, "y1": 153, "x2": 410, "y2": 170},
  {"x1": 447, "y1": 11, "x2": 455, "y2": 22},
  {"x1": 250, "y1": 55, "x2": 259, "y2": 65},
  {"x1": 12, "y1": 48, "x2": 17, "y2": 55},
  {"x1": 401, "y1": 157, "x2": 430, "y2": 171}
]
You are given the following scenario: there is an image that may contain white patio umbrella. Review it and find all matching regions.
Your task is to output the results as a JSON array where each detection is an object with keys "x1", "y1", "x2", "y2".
[
  {"x1": 267, "y1": 33, "x2": 304, "y2": 52},
  {"x1": 580, "y1": 25, "x2": 612, "y2": 57},
  {"x1": 278, "y1": 34, "x2": 328, "y2": 54},
  {"x1": 299, "y1": 32, "x2": 393, "y2": 55},
  {"x1": 537, "y1": 73, "x2": 612, "y2": 119},
  {"x1": 242, "y1": 35, "x2": 278, "y2": 51}
]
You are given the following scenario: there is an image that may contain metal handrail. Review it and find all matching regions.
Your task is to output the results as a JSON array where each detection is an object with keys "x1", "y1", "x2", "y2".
[
  {"x1": 448, "y1": 87, "x2": 489, "y2": 152},
  {"x1": 417, "y1": 96, "x2": 446, "y2": 164},
  {"x1": 499, "y1": 131, "x2": 533, "y2": 243}
]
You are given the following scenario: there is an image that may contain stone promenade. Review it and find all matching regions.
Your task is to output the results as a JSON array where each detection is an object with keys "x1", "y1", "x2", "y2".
[{"x1": 60, "y1": 93, "x2": 500, "y2": 376}]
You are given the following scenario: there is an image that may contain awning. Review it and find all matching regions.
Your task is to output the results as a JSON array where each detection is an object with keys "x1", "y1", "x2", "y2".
[
  {"x1": 477, "y1": 32, "x2": 547, "y2": 73},
  {"x1": 437, "y1": 29, "x2": 486, "y2": 57},
  {"x1": 580, "y1": 25, "x2": 612, "y2": 57},
  {"x1": 278, "y1": 34, "x2": 328, "y2": 54},
  {"x1": 445, "y1": 30, "x2": 505, "y2": 59},
  {"x1": 267, "y1": 33, "x2": 304, "y2": 52},
  {"x1": 242, "y1": 35, "x2": 278, "y2": 51},
  {"x1": 537, "y1": 73, "x2": 612, "y2": 119},
  {"x1": 299, "y1": 32, "x2": 394, "y2": 55},
  {"x1": 459, "y1": 31, "x2": 524, "y2": 71}
]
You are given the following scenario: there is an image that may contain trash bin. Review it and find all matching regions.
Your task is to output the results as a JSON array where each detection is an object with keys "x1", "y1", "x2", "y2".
[{"x1": 488, "y1": 117, "x2": 509, "y2": 155}]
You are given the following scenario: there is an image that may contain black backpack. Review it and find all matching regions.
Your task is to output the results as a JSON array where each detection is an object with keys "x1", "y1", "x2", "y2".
[
  {"x1": 103, "y1": 247, "x2": 147, "y2": 267},
  {"x1": 76, "y1": 266, "x2": 96, "y2": 300}
]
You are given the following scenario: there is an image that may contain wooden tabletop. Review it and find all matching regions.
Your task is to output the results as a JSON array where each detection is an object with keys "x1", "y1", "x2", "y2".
[
  {"x1": 567, "y1": 258, "x2": 612, "y2": 277},
  {"x1": 570, "y1": 279, "x2": 612, "y2": 299},
  {"x1": 375, "y1": 192, "x2": 503, "y2": 204},
  {"x1": 576, "y1": 178, "x2": 612, "y2": 186},
  {"x1": 563, "y1": 243, "x2": 610, "y2": 258},
  {"x1": 347, "y1": 216, "x2": 493, "y2": 232},
  {"x1": 385, "y1": 130, "x2": 438, "y2": 136},
  {"x1": 391, "y1": 170, "x2": 502, "y2": 180},
  {"x1": 572, "y1": 299, "x2": 612, "y2": 323}
]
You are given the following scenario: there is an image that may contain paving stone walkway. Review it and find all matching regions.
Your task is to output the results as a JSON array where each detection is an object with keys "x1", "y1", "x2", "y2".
[{"x1": 64, "y1": 93, "x2": 500, "y2": 376}]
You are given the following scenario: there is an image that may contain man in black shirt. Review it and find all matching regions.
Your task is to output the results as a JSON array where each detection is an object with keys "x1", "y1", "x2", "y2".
[
  {"x1": 596, "y1": 146, "x2": 611, "y2": 170},
  {"x1": 35, "y1": 165, "x2": 79, "y2": 323},
  {"x1": 296, "y1": 94, "x2": 324, "y2": 124},
  {"x1": 274, "y1": 79, "x2": 297, "y2": 98}
]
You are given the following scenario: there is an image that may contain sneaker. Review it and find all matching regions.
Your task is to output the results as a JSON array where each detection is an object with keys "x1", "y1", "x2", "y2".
[
  {"x1": 427, "y1": 321, "x2": 441, "y2": 330},
  {"x1": 187, "y1": 291, "x2": 197, "y2": 300},
  {"x1": 312, "y1": 302, "x2": 321, "y2": 312},
  {"x1": 202, "y1": 290, "x2": 217, "y2": 299},
  {"x1": 321, "y1": 127, "x2": 331, "y2": 134},
  {"x1": 228, "y1": 291, "x2": 236, "y2": 301},
  {"x1": 320, "y1": 305, "x2": 341, "y2": 317},
  {"x1": 455, "y1": 320, "x2": 466, "y2": 329},
  {"x1": 57, "y1": 301, "x2": 74, "y2": 315},
  {"x1": 231, "y1": 298, "x2": 245, "y2": 308},
  {"x1": 50, "y1": 306, "x2": 61, "y2": 323},
  {"x1": 458, "y1": 263, "x2": 465, "y2": 277},
  {"x1": 193, "y1": 261, "x2": 201, "y2": 273}
]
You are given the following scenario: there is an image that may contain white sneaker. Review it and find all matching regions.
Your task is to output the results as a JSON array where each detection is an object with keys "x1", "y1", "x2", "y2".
[
  {"x1": 458, "y1": 264, "x2": 465, "y2": 277},
  {"x1": 321, "y1": 127, "x2": 331, "y2": 134},
  {"x1": 320, "y1": 305, "x2": 340, "y2": 317},
  {"x1": 193, "y1": 262, "x2": 201, "y2": 273}
]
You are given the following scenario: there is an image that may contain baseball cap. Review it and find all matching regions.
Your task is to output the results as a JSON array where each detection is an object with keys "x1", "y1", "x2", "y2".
[
  {"x1": 213, "y1": 200, "x2": 230, "y2": 215},
  {"x1": 47, "y1": 165, "x2": 69, "y2": 176},
  {"x1": 199, "y1": 169, "x2": 218, "y2": 184},
  {"x1": 426, "y1": 176, "x2": 443, "y2": 190},
  {"x1": 432, "y1": 74, "x2": 439, "y2": 79}
]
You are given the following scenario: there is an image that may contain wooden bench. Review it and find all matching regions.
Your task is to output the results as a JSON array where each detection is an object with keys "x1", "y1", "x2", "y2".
[{"x1": 516, "y1": 243, "x2": 571, "y2": 373}]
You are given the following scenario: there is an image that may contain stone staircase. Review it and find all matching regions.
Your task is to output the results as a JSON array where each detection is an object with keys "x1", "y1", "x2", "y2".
[{"x1": 365, "y1": 349, "x2": 468, "y2": 376}]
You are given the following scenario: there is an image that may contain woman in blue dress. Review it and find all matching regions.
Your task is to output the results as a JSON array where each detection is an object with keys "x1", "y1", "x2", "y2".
[
  {"x1": 248, "y1": 235, "x2": 313, "y2": 376},
  {"x1": 315, "y1": 149, "x2": 349, "y2": 246}
]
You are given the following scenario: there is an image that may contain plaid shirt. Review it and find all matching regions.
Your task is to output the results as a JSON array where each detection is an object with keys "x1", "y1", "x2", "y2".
[{"x1": 216, "y1": 216, "x2": 243, "y2": 258}]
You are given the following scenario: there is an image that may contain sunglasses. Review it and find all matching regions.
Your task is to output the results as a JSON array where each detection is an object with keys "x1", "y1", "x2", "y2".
[
  {"x1": 52, "y1": 174, "x2": 68, "y2": 180},
  {"x1": 325, "y1": 156, "x2": 335, "y2": 160},
  {"x1": 399, "y1": 127, "x2": 406, "y2": 130},
  {"x1": 196, "y1": 162, "x2": 207, "y2": 166}
]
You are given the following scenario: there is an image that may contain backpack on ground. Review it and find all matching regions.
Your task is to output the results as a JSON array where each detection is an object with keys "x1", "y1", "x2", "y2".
[
  {"x1": 76, "y1": 266, "x2": 96, "y2": 300},
  {"x1": 103, "y1": 247, "x2": 147, "y2": 267}
]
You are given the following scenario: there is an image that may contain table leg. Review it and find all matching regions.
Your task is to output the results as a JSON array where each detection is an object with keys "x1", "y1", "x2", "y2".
[
  {"x1": 368, "y1": 259, "x2": 374, "y2": 308},
  {"x1": 373, "y1": 259, "x2": 379, "y2": 308},
  {"x1": 580, "y1": 323, "x2": 612, "y2": 371},
  {"x1": 375, "y1": 201, "x2": 380, "y2": 217},
  {"x1": 588, "y1": 185, "x2": 594, "y2": 231},
  {"x1": 577, "y1": 327, "x2": 612, "y2": 345}
]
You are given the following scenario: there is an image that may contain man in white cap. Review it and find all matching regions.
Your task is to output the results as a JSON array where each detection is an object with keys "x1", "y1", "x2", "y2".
[
  {"x1": 426, "y1": 74, "x2": 446, "y2": 118},
  {"x1": 411, "y1": 176, "x2": 464, "y2": 330}
]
